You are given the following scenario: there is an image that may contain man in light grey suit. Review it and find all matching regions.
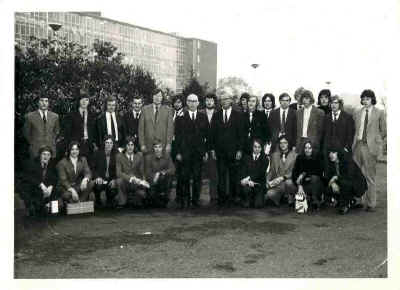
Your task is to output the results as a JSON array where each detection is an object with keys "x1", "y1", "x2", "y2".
[
  {"x1": 23, "y1": 96, "x2": 60, "y2": 158},
  {"x1": 295, "y1": 90, "x2": 324, "y2": 154},
  {"x1": 352, "y1": 89, "x2": 386, "y2": 212},
  {"x1": 138, "y1": 90, "x2": 174, "y2": 155}
]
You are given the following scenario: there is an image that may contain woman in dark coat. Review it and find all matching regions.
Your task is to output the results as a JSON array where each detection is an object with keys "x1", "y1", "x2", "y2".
[
  {"x1": 20, "y1": 145, "x2": 58, "y2": 216},
  {"x1": 292, "y1": 140, "x2": 324, "y2": 210},
  {"x1": 317, "y1": 89, "x2": 332, "y2": 115},
  {"x1": 325, "y1": 147, "x2": 367, "y2": 214}
]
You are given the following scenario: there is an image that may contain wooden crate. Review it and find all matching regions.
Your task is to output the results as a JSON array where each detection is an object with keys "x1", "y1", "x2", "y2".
[{"x1": 66, "y1": 201, "x2": 94, "y2": 215}]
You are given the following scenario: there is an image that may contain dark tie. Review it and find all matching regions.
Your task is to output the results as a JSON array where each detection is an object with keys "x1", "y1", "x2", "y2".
[
  {"x1": 42, "y1": 163, "x2": 47, "y2": 179},
  {"x1": 362, "y1": 109, "x2": 369, "y2": 142},
  {"x1": 224, "y1": 110, "x2": 228, "y2": 123},
  {"x1": 42, "y1": 113, "x2": 47, "y2": 124},
  {"x1": 281, "y1": 110, "x2": 286, "y2": 132},
  {"x1": 110, "y1": 114, "x2": 116, "y2": 140},
  {"x1": 333, "y1": 112, "x2": 338, "y2": 122},
  {"x1": 155, "y1": 106, "x2": 159, "y2": 123},
  {"x1": 191, "y1": 112, "x2": 194, "y2": 121}
]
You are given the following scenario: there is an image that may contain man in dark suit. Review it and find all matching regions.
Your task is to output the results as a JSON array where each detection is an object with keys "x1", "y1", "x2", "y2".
[
  {"x1": 138, "y1": 90, "x2": 174, "y2": 155},
  {"x1": 211, "y1": 87, "x2": 244, "y2": 207},
  {"x1": 23, "y1": 95, "x2": 60, "y2": 158},
  {"x1": 262, "y1": 93, "x2": 276, "y2": 120},
  {"x1": 201, "y1": 93, "x2": 219, "y2": 206},
  {"x1": 239, "y1": 139, "x2": 269, "y2": 208},
  {"x1": 20, "y1": 145, "x2": 59, "y2": 216},
  {"x1": 269, "y1": 93, "x2": 297, "y2": 152},
  {"x1": 91, "y1": 135, "x2": 118, "y2": 207},
  {"x1": 64, "y1": 88, "x2": 97, "y2": 159},
  {"x1": 322, "y1": 95, "x2": 355, "y2": 159},
  {"x1": 243, "y1": 95, "x2": 270, "y2": 155},
  {"x1": 289, "y1": 87, "x2": 305, "y2": 111},
  {"x1": 295, "y1": 90, "x2": 325, "y2": 154},
  {"x1": 122, "y1": 96, "x2": 143, "y2": 151},
  {"x1": 175, "y1": 93, "x2": 209, "y2": 208},
  {"x1": 96, "y1": 96, "x2": 125, "y2": 150}
]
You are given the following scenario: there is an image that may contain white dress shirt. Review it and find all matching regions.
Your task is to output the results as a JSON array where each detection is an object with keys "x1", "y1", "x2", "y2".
[
  {"x1": 206, "y1": 108, "x2": 214, "y2": 123},
  {"x1": 189, "y1": 110, "x2": 197, "y2": 121},
  {"x1": 79, "y1": 108, "x2": 88, "y2": 139},
  {"x1": 222, "y1": 107, "x2": 232, "y2": 123},
  {"x1": 302, "y1": 106, "x2": 313, "y2": 137},
  {"x1": 332, "y1": 110, "x2": 341, "y2": 122},
  {"x1": 39, "y1": 109, "x2": 48, "y2": 121},
  {"x1": 70, "y1": 156, "x2": 78, "y2": 174}
]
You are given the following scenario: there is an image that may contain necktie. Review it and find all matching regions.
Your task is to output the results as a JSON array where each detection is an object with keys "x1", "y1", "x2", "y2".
[
  {"x1": 155, "y1": 106, "x2": 159, "y2": 123},
  {"x1": 42, "y1": 112, "x2": 47, "y2": 125},
  {"x1": 333, "y1": 112, "x2": 338, "y2": 122},
  {"x1": 249, "y1": 112, "x2": 253, "y2": 123},
  {"x1": 224, "y1": 110, "x2": 228, "y2": 123},
  {"x1": 110, "y1": 114, "x2": 116, "y2": 140},
  {"x1": 83, "y1": 110, "x2": 88, "y2": 139},
  {"x1": 254, "y1": 155, "x2": 258, "y2": 161},
  {"x1": 105, "y1": 154, "x2": 110, "y2": 178},
  {"x1": 42, "y1": 163, "x2": 47, "y2": 179},
  {"x1": 281, "y1": 153, "x2": 286, "y2": 163},
  {"x1": 191, "y1": 112, "x2": 194, "y2": 121},
  {"x1": 281, "y1": 110, "x2": 286, "y2": 132},
  {"x1": 362, "y1": 109, "x2": 369, "y2": 142}
]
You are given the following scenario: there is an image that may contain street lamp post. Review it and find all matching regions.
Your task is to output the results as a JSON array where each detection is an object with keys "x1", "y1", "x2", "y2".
[{"x1": 251, "y1": 63, "x2": 261, "y2": 107}]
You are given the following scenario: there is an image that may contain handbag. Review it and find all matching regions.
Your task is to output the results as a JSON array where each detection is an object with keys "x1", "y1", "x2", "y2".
[{"x1": 295, "y1": 191, "x2": 308, "y2": 213}]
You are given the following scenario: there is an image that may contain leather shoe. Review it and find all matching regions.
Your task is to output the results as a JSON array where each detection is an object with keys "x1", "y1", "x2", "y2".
[
  {"x1": 339, "y1": 205, "x2": 350, "y2": 215},
  {"x1": 366, "y1": 206, "x2": 376, "y2": 212}
]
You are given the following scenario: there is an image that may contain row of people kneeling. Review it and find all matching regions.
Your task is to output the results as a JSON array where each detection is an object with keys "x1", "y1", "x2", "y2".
[{"x1": 20, "y1": 133, "x2": 367, "y2": 217}]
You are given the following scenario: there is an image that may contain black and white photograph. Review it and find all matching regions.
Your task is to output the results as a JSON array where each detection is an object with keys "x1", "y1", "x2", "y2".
[{"x1": 1, "y1": 0, "x2": 398, "y2": 288}]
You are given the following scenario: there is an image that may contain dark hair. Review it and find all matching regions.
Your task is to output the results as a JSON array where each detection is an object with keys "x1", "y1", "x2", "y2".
[
  {"x1": 205, "y1": 93, "x2": 217, "y2": 103},
  {"x1": 252, "y1": 138, "x2": 263, "y2": 148},
  {"x1": 262, "y1": 93, "x2": 276, "y2": 109},
  {"x1": 66, "y1": 141, "x2": 80, "y2": 157},
  {"x1": 124, "y1": 136, "x2": 136, "y2": 147},
  {"x1": 301, "y1": 139, "x2": 315, "y2": 157},
  {"x1": 38, "y1": 145, "x2": 53, "y2": 157},
  {"x1": 330, "y1": 95, "x2": 344, "y2": 110},
  {"x1": 360, "y1": 89, "x2": 377, "y2": 105},
  {"x1": 294, "y1": 87, "x2": 305, "y2": 100},
  {"x1": 172, "y1": 94, "x2": 185, "y2": 106},
  {"x1": 132, "y1": 96, "x2": 143, "y2": 103},
  {"x1": 153, "y1": 139, "x2": 163, "y2": 146},
  {"x1": 278, "y1": 134, "x2": 289, "y2": 145},
  {"x1": 103, "y1": 134, "x2": 114, "y2": 144},
  {"x1": 300, "y1": 90, "x2": 315, "y2": 105},
  {"x1": 278, "y1": 93, "x2": 291, "y2": 102},
  {"x1": 317, "y1": 89, "x2": 332, "y2": 106},
  {"x1": 240, "y1": 93, "x2": 250, "y2": 102}
]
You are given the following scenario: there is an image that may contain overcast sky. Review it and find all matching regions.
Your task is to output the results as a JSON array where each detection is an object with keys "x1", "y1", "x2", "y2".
[{"x1": 5, "y1": 0, "x2": 397, "y2": 99}]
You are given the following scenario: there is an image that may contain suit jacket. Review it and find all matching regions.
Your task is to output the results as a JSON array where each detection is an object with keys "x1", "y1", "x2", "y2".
[
  {"x1": 91, "y1": 149, "x2": 117, "y2": 180},
  {"x1": 56, "y1": 156, "x2": 91, "y2": 191},
  {"x1": 200, "y1": 108, "x2": 218, "y2": 152},
  {"x1": 322, "y1": 110, "x2": 355, "y2": 152},
  {"x1": 64, "y1": 110, "x2": 96, "y2": 145},
  {"x1": 240, "y1": 153, "x2": 269, "y2": 184},
  {"x1": 138, "y1": 104, "x2": 174, "y2": 152},
  {"x1": 243, "y1": 111, "x2": 271, "y2": 154},
  {"x1": 96, "y1": 112, "x2": 125, "y2": 147},
  {"x1": 175, "y1": 111, "x2": 209, "y2": 159},
  {"x1": 115, "y1": 152, "x2": 145, "y2": 182},
  {"x1": 269, "y1": 107, "x2": 297, "y2": 149},
  {"x1": 296, "y1": 106, "x2": 324, "y2": 150},
  {"x1": 145, "y1": 153, "x2": 176, "y2": 184},
  {"x1": 211, "y1": 108, "x2": 245, "y2": 159},
  {"x1": 22, "y1": 157, "x2": 57, "y2": 191},
  {"x1": 23, "y1": 110, "x2": 60, "y2": 158},
  {"x1": 267, "y1": 150, "x2": 297, "y2": 183},
  {"x1": 122, "y1": 110, "x2": 141, "y2": 148},
  {"x1": 289, "y1": 103, "x2": 301, "y2": 111},
  {"x1": 352, "y1": 106, "x2": 386, "y2": 156}
]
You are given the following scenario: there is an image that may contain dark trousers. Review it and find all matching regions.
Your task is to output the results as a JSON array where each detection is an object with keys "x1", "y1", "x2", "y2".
[
  {"x1": 20, "y1": 187, "x2": 58, "y2": 216},
  {"x1": 178, "y1": 156, "x2": 203, "y2": 205},
  {"x1": 328, "y1": 179, "x2": 357, "y2": 206},
  {"x1": 302, "y1": 175, "x2": 324, "y2": 206},
  {"x1": 217, "y1": 155, "x2": 239, "y2": 205},
  {"x1": 93, "y1": 179, "x2": 118, "y2": 206},
  {"x1": 147, "y1": 174, "x2": 172, "y2": 208},
  {"x1": 240, "y1": 184, "x2": 264, "y2": 208}
]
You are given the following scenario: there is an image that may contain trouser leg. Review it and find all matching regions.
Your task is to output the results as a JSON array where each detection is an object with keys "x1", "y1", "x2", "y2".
[
  {"x1": 217, "y1": 158, "x2": 228, "y2": 204},
  {"x1": 191, "y1": 159, "x2": 203, "y2": 204}
]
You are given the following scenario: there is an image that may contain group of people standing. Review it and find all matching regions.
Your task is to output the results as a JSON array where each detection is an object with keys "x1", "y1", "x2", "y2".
[{"x1": 20, "y1": 86, "x2": 386, "y2": 217}]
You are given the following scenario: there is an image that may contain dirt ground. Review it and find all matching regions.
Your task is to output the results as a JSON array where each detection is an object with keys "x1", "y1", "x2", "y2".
[{"x1": 14, "y1": 163, "x2": 387, "y2": 278}]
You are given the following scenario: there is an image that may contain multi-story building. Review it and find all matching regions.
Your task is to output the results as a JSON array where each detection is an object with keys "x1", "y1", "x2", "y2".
[{"x1": 14, "y1": 12, "x2": 217, "y2": 93}]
